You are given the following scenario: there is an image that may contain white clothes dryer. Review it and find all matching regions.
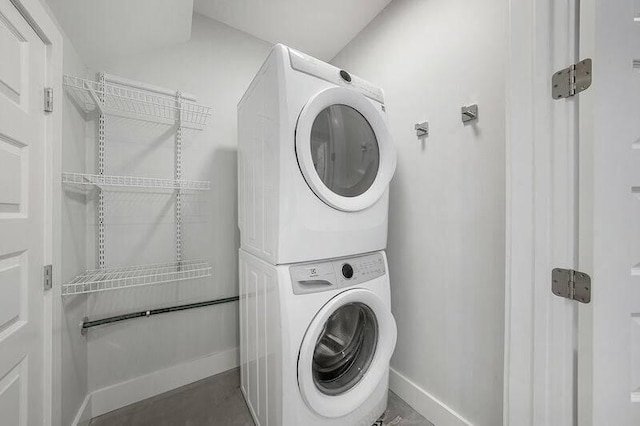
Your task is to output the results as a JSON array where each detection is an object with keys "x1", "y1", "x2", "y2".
[
  {"x1": 239, "y1": 249, "x2": 397, "y2": 426},
  {"x1": 238, "y1": 44, "x2": 396, "y2": 265}
]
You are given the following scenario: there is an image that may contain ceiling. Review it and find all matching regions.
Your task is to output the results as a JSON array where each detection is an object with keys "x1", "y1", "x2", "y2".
[
  {"x1": 45, "y1": 0, "x2": 391, "y2": 67},
  {"x1": 45, "y1": 0, "x2": 195, "y2": 67},
  {"x1": 194, "y1": 0, "x2": 393, "y2": 61}
]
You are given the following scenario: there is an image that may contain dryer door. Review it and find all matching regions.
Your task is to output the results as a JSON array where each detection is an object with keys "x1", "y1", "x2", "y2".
[
  {"x1": 297, "y1": 288, "x2": 397, "y2": 418},
  {"x1": 295, "y1": 87, "x2": 396, "y2": 212}
]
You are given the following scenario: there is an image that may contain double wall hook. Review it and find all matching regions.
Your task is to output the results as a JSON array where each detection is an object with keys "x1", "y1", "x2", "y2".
[
  {"x1": 461, "y1": 104, "x2": 478, "y2": 123},
  {"x1": 414, "y1": 121, "x2": 429, "y2": 137}
]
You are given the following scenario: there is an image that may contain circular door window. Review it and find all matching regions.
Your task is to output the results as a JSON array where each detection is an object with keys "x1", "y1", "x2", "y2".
[
  {"x1": 310, "y1": 106, "x2": 380, "y2": 198},
  {"x1": 312, "y1": 302, "x2": 378, "y2": 396},
  {"x1": 296, "y1": 87, "x2": 396, "y2": 212},
  {"x1": 297, "y1": 289, "x2": 397, "y2": 418}
]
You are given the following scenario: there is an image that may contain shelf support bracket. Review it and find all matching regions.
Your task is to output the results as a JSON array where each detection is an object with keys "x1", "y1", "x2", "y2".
[
  {"x1": 175, "y1": 91, "x2": 183, "y2": 269},
  {"x1": 97, "y1": 73, "x2": 106, "y2": 270},
  {"x1": 86, "y1": 85, "x2": 105, "y2": 115}
]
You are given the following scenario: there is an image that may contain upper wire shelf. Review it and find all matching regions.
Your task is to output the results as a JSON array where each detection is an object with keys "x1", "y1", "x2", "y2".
[
  {"x1": 62, "y1": 259, "x2": 212, "y2": 296},
  {"x1": 63, "y1": 75, "x2": 212, "y2": 129},
  {"x1": 62, "y1": 172, "x2": 211, "y2": 191}
]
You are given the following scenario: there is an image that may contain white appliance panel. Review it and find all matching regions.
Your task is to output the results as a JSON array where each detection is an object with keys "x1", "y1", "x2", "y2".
[{"x1": 239, "y1": 249, "x2": 395, "y2": 426}]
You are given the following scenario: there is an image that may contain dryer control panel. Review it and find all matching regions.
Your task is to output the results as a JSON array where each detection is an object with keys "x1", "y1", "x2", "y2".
[
  {"x1": 288, "y1": 47, "x2": 385, "y2": 104},
  {"x1": 290, "y1": 252, "x2": 386, "y2": 295}
]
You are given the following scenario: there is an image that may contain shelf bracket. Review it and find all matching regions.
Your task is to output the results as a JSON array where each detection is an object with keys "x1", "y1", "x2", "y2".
[
  {"x1": 86, "y1": 85, "x2": 105, "y2": 115},
  {"x1": 97, "y1": 73, "x2": 106, "y2": 270},
  {"x1": 175, "y1": 91, "x2": 183, "y2": 268}
]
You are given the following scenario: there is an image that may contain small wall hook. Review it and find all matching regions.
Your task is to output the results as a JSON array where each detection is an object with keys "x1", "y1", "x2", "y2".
[
  {"x1": 415, "y1": 121, "x2": 429, "y2": 137},
  {"x1": 461, "y1": 104, "x2": 478, "y2": 123}
]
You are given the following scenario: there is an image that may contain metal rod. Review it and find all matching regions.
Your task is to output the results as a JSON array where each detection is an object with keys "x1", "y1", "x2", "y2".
[{"x1": 81, "y1": 296, "x2": 239, "y2": 332}]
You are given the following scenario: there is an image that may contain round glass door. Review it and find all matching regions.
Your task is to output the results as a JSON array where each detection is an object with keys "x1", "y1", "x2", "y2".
[
  {"x1": 297, "y1": 289, "x2": 397, "y2": 418},
  {"x1": 310, "y1": 106, "x2": 380, "y2": 198},
  {"x1": 312, "y1": 302, "x2": 378, "y2": 396},
  {"x1": 296, "y1": 87, "x2": 396, "y2": 212}
]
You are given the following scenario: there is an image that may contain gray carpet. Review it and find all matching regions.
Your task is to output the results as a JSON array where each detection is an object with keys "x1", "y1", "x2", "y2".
[{"x1": 89, "y1": 368, "x2": 433, "y2": 426}]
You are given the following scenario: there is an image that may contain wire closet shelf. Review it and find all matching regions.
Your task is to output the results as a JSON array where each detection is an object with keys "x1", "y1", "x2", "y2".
[
  {"x1": 61, "y1": 73, "x2": 213, "y2": 297},
  {"x1": 62, "y1": 172, "x2": 211, "y2": 191},
  {"x1": 63, "y1": 75, "x2": 212, "y2": 129},
  {"x1": 62, "y1": 260, "x2": 212, "y2": 296}
]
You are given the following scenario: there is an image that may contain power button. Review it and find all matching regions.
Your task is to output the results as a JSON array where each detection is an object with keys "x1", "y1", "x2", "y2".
[{"x1": 341, "y1": 263, "x2": 354, "y2": 279}]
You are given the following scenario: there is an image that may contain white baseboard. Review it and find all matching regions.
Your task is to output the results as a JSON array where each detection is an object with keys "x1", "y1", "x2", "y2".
[
  {"x1": 87, "y1": 348, "x2": 239, "y2": 419},
  {"x1": 71, "y1": 393, "x2": 92, "y2": 426},
  {"x1": 389, "y1": 367, "x2": 474, "y2": 426}
]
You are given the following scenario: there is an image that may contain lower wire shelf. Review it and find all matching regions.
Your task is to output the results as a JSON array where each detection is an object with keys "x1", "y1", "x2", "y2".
[
  {"x1": 62, "y1": 260, "x2": 212, "y2": 296},
  {"x1": 62, "y1": 172, "x2": 211, "y2": 191}
]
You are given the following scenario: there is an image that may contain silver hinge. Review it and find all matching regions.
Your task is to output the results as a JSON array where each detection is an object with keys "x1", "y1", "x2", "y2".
[
  {"x1": 552, "y1": 268, "x2": 591, "y2": 303},
  {"x1": 43, "y1": 264, "x2": 52, "y2": 291},
  {"x1": 44, "y1": 87, "x2": 53, "y2": 112},
  {"x1": 552, "y1": 58, "x2": 592, "y2": 99}
]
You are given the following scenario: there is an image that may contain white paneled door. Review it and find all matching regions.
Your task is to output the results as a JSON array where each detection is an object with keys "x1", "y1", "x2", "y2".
[
  {"x1": 578, "y1": 0, "x2": 640, "y2": 425},
  {"x1": 0, "y1": 1, "x2": 47, "y2": 425}
]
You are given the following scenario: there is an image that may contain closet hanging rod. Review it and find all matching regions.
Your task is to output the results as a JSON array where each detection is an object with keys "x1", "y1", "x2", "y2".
[{"x1": 80, "y1": 296, "x2": 239, "y2": 335}]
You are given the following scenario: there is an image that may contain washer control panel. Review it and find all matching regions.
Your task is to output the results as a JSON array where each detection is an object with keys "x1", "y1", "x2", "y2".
[{"x1": 290, "y1": 252, "x2": 386, "y2": 295}]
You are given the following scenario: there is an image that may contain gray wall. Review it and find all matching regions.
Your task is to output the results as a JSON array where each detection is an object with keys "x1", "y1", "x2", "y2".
[
  {"x1": 83, "y1": 14, "x2": 272, "y2": 394},
  {"x1": 332, "y1": 1, "x2": 507, "y2": 424},
  {"x1": 59, "y1": 27, "x2": 89, "y2": 426}
]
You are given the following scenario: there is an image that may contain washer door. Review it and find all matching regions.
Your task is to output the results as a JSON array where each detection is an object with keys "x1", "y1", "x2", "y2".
[
  {"x1": 295, "y1": 87, "x2": 396, "y2": 212},
  {"x1": 297, "y1": 289, "x2": 397, "y2": 418}
]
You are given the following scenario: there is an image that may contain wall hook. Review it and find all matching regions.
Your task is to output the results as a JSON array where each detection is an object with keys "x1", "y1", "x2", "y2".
[
  {"x1": 461, "y1": 104, "x2": 478, "y2": 123},
  {"x1": 415, "y1": 121, "x2": 429, "y2": 137}
]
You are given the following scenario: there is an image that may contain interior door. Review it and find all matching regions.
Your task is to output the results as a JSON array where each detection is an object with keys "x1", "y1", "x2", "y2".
[
  {"x1": 578, "y1": 0, "x2": 640, "y2": 424},
  {"x1": 0, "y1": 1, "x2": 47, "y2": 424}
]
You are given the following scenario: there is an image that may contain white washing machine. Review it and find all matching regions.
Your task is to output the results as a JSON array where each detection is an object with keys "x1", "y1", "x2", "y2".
[
  {"x1": 238, "y1": 44, "x2": 396, "y2": 265},
  {"x1": 239, "y1": 249, "x2": 397, "y2": 426}
]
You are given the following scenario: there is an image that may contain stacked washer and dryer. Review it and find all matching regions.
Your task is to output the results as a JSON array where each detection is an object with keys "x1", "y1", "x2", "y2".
[{"x1": 237, "y1": 44, "x2": 397, "y2": 426}]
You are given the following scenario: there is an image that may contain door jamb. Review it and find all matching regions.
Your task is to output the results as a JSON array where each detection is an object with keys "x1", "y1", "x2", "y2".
[{"x1": 504, "y1": 0, "x2": 579, "y2": 425}]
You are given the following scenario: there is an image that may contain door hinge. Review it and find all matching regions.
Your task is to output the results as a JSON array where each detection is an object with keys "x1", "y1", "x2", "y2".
[
  {"x1": 552, "y1": 268, "x2": 591, "y2": 303},
  {"x1": 44, "y1": 87, "x2": 53, "y2": 112},
  {"x1": 43, "y1": 264, "x2": 52, "y2": 291},
  {"x1": 552, "y1": 58, "x2": 592, "y2": 99}
]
